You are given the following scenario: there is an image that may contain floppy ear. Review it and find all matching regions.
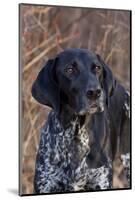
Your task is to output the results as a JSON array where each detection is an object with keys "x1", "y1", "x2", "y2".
[
  {"x1": 31, "y1": 58, "x2": 60, "y2": 115},
  {"x1": 86, "y1": 144, "x2": 108, "y2": 168},
  {"x1": 97, "y1": 54, "x2": 116, "y2": 106}
]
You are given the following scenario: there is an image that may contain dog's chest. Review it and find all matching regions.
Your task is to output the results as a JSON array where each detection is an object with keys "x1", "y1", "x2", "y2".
[
  {"x1": 36, "y1": 112, "x2": 111, "y2": 192},
  {"x1": 55, "y1": 120, "x2": 90, "y2": 161},
  {"x1": 43, "y1": 112, "x2": 90, "y2": 172}
]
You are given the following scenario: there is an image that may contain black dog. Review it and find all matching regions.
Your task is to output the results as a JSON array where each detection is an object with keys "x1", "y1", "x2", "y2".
[{"x1": 32, "y1": 48, "x2": 130, "y2": 193}]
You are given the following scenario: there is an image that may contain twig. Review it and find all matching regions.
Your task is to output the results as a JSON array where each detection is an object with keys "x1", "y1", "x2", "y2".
[
  {"x1": 23, "y1": 34, "x2": 79, "y2": 73},
  {"x1": 25, "y1": 34, "x2": 56, "y2": 58},
  {"x1": 32, "y1": 15, "x2": 46, "y2": 32}
]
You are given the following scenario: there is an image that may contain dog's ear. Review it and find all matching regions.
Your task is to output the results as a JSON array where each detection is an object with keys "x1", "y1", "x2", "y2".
[
  {"x1": 97, "y1": 54, "x2": 116, "y2": 106},
  {"x1": 86, "y1": 144, "x2": 108, "y2": 168},
  {"x1": 86, "y1": 112, "x2": 109, "y2": 168},
  {"x1": 31, "y1": 58, "x2": 60, "y2": 115}
]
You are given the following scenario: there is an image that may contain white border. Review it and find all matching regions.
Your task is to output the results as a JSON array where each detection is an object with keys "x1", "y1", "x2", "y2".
[{"x1": 0, "y1": 0, "x2": 134, "y2": 199}]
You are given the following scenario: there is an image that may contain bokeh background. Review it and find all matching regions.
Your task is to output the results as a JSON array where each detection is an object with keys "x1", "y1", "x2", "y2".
[{"x1": 20, "y1": 4, "x2": 130, "y2": 194}]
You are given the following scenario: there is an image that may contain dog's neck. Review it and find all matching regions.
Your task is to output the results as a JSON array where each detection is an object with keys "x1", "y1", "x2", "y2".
[
  {"x1": 49, "y1": 110, "x2": 91, "y2": 169},
  {"x1": 48, "y1": 109, "x2": 109, "y2": 170},
  {"x1": 59, "y1": 104, "x2": 93, "y2": 130}
]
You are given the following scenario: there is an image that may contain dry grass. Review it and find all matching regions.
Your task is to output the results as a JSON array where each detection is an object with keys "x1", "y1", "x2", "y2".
[{"x1": 20, "y1": 4, "x2": 130, "y2": 194}]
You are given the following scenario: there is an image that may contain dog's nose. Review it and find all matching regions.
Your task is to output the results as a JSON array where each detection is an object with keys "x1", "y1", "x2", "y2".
[{"x1": 86, "y1": 88, "x2": 101, "y2": 100}]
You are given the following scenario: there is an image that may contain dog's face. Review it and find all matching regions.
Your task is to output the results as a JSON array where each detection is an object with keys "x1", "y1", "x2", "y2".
[
  {"x1": 55, "y1": 49, "x2": 104, "y2": 115},
  {"x1": 32, "y1": 48, "x2": 116, "y2": 116}
]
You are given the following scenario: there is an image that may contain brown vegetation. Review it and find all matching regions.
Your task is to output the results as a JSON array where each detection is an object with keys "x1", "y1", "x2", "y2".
[{"x1": 20, "y1": 4, "x2": 130, "y2": 194}]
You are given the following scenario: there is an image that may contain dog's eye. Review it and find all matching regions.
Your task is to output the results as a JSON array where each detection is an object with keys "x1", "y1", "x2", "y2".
[
  {"x1": 94, "y1": 65, "x2": 101, "y2": 73},
  {"x1": 65, "y1": 66, "x2": 74, "y2": 75},
  {"x1": 95, "y1": 65, "x2": 101, "y2": 71}
]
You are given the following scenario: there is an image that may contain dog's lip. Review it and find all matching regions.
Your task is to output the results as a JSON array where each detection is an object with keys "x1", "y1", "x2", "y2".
[
  {"x1": 76, "y1": 103, "x2": 99, "y2": 115},
  {"x1": 89, "y1": 103, "x2": 98, "y2": 108},
  {"x1": 88, "y1": 103, "x2": 98, "y2": 113}
]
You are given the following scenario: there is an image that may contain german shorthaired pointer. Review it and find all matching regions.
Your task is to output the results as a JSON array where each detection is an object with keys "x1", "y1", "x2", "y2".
[{"x1": 32, "y1": 48, "x2": 130, "y2": 194}]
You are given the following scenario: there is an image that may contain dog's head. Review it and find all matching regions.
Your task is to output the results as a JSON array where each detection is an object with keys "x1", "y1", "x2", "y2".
[{"x1": 32, "y1": 48, "x2": 116, "y2": 117}]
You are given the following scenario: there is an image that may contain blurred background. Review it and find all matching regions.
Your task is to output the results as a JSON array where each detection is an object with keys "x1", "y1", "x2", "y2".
[{"x1": 20, "y1": 4, "x2": 130, "y2": 194}]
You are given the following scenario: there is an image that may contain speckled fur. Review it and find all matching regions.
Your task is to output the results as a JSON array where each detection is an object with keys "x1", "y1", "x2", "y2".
[
  {"x1": 121, "y1": 91, "x2": 130, "y2": 185},
  {"x1": 34, "y1": 111, "x2": 112, "y2": 193},
  {"x1": 121, "y1": 153, "x2": 130, "y2": 185}
]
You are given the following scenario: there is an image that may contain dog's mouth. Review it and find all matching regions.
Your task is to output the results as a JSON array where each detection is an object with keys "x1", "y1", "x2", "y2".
[
  {"x1": 89, "y1": 103, "x2": 104, "y2": 113},
  {"x1": 77, "y1": 101, "x2": 104, "y2": 116},
  {"x1": 77, "y1": 103, "x2": 98, "y2": 115},
  {"x1": 88, "y1": 103, "x2": 98, "y2": 113}
]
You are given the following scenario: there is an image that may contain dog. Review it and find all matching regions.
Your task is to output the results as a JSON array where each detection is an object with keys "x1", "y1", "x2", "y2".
[{"x1": 32, "y1": 48, "x2": 130, "y2": 193}]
